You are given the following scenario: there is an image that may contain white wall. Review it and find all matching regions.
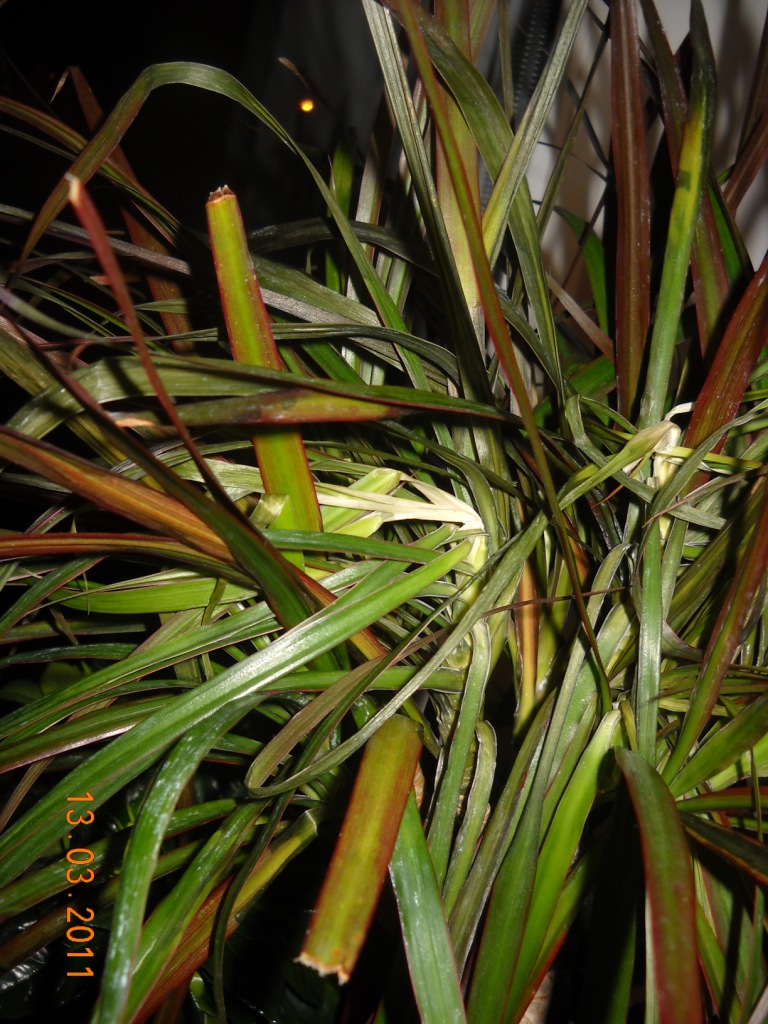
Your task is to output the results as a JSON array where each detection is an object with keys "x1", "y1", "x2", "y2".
[
  {"x1": 538, "y1": 0, "x2": 767, "y2": 275},
  {"x1": 232, "y1": 1, "x2": 767, "y2": 267}
]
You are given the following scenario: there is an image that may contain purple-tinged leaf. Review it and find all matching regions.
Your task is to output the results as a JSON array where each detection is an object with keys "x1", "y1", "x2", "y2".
[
  {"x1": 725, "y1": 106, "x2": 768, "y2": 216},
  {"x1": 639, "y1": 0, "x2": 730, "y2": 360},
  {"x1": 737, "y1": 8, "x2": 768, "y2": 156},
  {"x1": 685, "y1": 250, "x2": 768, "y2": 455},
  {"x1": 611, "y1": 0, "x2": 650, "y2": 418}
]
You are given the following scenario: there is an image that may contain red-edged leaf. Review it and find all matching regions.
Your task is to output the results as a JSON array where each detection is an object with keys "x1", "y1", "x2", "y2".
[
  {"x1": 67, "y1": 66, "x2": 192, "y2": 340},
  {"x1": 0, "y1": 533, "x2": 247, "y2": 583},
  {"x1": 611, "y1": 0, "x2": 650, "y2": 418},
  {"x1": 0, "y1": 426, "x2": 235, "y2": 566},
  {"x1": 664, "y1": 478, "x2": 768, "y2": 783},
  {"x1": 206, "y1": 187, "x2": 322, "y2": 533},
  {"x1": 298, "y1": 715, "x2": 423, "y2": 983},
  {"x1": 616, "y1": 748, "x2": 702, "y2": 1024},
  {"x1": 683, "y1": 815, "x2": 768, "y2": 887},
  {"x1": 685, "y1": 250, "x2": 768, "y2": 453},
  {"x1": 640, "y1": 0, "x2": 732, "y2": 359},
  {"x1": 725, "y1": 105, "x2": 768, "y2": 215}
]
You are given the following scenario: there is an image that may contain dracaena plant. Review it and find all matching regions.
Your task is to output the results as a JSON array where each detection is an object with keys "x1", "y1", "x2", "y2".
[{"x1": 1, "y1": 1, "x2": 768, "y2": 1022}]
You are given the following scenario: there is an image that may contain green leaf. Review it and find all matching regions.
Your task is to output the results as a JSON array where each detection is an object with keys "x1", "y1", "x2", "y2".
[
  {"x1": 390, "y1": 793, "x2": 467, "y2": 1024},
  {"x1": 555, "y1": 208, "x2": 610, "y2": 335},
  {"x1": 123, "y1": 802, "x2": 262, "y2": 1021},
  {"x1": 670, "y1": 690, "x2": 768, "y2": 798},
  {"x1": 637, "y1": 0, "x2": 716, "y2": 429},
  {"x1": 298, "y1": 715, "x2": 422, "y2": 983},
  {"x1": 615, "y1": 748, "x2": 702, "y2": 1024},
  {"x1": 635, "y1": 518, "x2": 662, "y2": 762},
  {"x1": 132, "y1": 810, "x2": 322, "y2": 1021},
  {"x1": 469, "y1": 711, "x2": 621, "y2": 1024},
  {"x1": 427, "y1": 622, "x2": 492, "y2": 885},
  {"x1": 0, "y1": 541, "x2": 471, "y2": 887},
  {"x1": 93, "y1": 709, "x2": 245, "y2": 1024},
  {"x1": 684, "y1": 816, "x2": 768, "y2": 887},
  {"x1": 206, "y1": 186, "x2": 322, "y2": 536},
  {"x1": 664, "y1": 480, "x2": 768, "y2": 784}
]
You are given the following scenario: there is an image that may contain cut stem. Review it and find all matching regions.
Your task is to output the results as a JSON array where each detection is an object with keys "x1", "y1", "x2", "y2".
[{"x1": 206, "y1": 186, "x2": 323, "y2": 544}]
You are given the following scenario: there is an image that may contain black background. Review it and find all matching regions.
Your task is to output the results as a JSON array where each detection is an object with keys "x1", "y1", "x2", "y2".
[{"x1": 1, "y1": 0, "x2": 260, "y2": 227}]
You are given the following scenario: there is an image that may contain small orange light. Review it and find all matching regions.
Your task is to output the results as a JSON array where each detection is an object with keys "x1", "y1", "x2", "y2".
[{"x1": 299, "y1": 98, "x2": 315, "y2": 113}]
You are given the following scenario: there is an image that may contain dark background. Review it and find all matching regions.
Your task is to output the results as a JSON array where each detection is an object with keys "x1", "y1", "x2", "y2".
[
  {"x1": 1, "y1": 1, "x2": 287, "y2": 229},
  {"x1": 0, "y1": 0, "x2": 384, "y2": 231}
]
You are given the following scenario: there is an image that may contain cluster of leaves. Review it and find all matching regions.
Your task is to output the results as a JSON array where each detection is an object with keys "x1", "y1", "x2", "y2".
[{"x1": 1, "y1": 0, "x2": 768, "y2": 1022}]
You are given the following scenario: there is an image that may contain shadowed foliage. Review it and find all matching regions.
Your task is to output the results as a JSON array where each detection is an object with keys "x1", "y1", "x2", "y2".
[{"x1": 1, "y1": 1, "x2": 768, "y2": 1021}]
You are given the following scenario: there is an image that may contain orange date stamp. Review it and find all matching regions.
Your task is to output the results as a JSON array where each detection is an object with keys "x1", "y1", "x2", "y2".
[{"x1": 64, "y1": 792, "x2": 96, "y2": 978}]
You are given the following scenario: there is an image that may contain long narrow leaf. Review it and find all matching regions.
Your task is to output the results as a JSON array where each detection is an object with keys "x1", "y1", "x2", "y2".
[
  {"x1": 663, "y1": 480, "x2": 768, "y2": 784},
  {"x1": 637, "y1": 0, "x2": 716, "y2": 429},
  {"x1": 0, "y1": 540, "x2": 471, "y2": 886},
  {"x1": 616, "y1": 748, "x2": 702, "y2": 1024},
  {"x1": 390, "y1": 793, "x2": 467, "y2": 1024},
  {"x1": 611, "y1": 0, "x2": 650, "y2": 418},
  {"x1": 206, "y1": 186, "x2": 322, "y2": 534},
  {"x1": 93, "y1": 710, "x2": 247, "y2": 1024},
  {"x1": 298, "y1": 715, "x2": 422, "y2": 983}
]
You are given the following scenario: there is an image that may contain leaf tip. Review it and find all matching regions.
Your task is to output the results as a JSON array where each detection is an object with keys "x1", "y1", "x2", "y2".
[
  {"x1": 295, "y1": 950, "x2": 349, "y2": 985},
  {"x1": 65, "y1": 173, "x2": 82, "y2": 205},
  {"x1": 208, "y1": 184, "x2": 235, "y2": 203}
]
